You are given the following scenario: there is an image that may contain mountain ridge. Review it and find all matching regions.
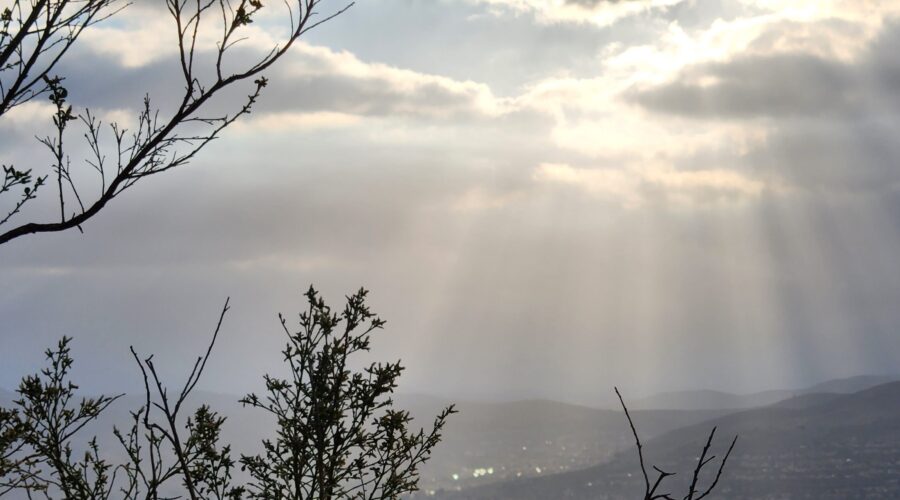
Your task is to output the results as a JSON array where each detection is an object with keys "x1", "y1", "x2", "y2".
[
  {"x1": 628, "y1": 374, "x2": 900, "y2": 410},
  {"x1": 436, "y1": 381, "x2": 900, "y2": 499}
]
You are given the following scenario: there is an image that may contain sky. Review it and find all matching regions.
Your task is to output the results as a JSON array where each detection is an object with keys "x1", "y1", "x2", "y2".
[{"x1": 3, "y1": 0, "x2": 900, "y2": 405}]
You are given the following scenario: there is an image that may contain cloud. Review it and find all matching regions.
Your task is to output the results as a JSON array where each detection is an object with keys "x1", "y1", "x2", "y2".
[
  {"x1": 237, "y1": 111, "x2": 364, "y2": 131},
  {"x1": 534, "y1": 162, "x2": 766, "y2": 208},
  {"x1": 534, "y1": 162, "x2": 642, "y2": 207},
  {"x1": 626, "y1": 11, "x2": 900, "y2": 120},
  {"x1": 628, "y1": 52, "x2": 860, "y2": 119},
  {"x1": 0, "y1": 102, "x2": 56, "y2": 129},
  {"x1": 625, "y1": 20, "x2": 900, "y2": 193},
  {"x1": 469, "y1": 0, "x2": 685, "y2": 26},
  {"x1": 78, "y1": 2, "x2": 284, "y2": 67},
  {"x1": 751, "y1": 118, "x2": 900, "y2": 193},
  {"x1": 52, "y1": 40, "x2": 509, "y2": 135},
  {"x1": 49, "y1": 1, "x2": 521, "y2": 131},
  {"x1": 8, "y1": 0, "x2": 900, "y2": 401},
  {"x1": 267, "y1": 43, "x2": 509, "y2": 120},
  {"x1": 39, "y1": 0, "x2": 900, "y2": 202}
]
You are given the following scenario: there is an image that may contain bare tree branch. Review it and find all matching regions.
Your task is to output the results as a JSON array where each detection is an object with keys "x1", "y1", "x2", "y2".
[
  {"x1": 616, "y1": 387, "x2": 738, "y2": 500},
  {"x1": 0, "y1": 0, "x2": 352, "y2": 246}
]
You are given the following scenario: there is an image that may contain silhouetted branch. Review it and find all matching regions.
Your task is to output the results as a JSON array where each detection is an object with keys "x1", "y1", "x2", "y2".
[
  {"x1": 692, "y1": 434, "x2": 737, "y2": 500},
  {"x1": 0, "y1": 0, "x2": 352, "y2": 246},
  {"x1": 615, "y1": 387, "x2": 653, "y2": 496},
  {"x1": 0, "y1": 1, "x2": 126, "y2": 117},
  {"x1": 616, "y1": 387, "x2": 738, "y2": 500},
  {"x1": 127, "y1": 297, "x2": 235, "y2": 500}
]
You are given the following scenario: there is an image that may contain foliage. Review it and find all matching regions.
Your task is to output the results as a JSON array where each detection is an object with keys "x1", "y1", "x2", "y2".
[
  {"x1": 240, "y1": 287, "x2": 455, "y2": 499},
  {"x1": 0, "y1": 288, "x2": 453, "y2": 499},
  {"x1": 0, "y1": 337, "x2": 121, "y2": 498}
]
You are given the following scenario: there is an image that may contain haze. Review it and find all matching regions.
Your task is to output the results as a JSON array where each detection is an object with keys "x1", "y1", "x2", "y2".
[{"x1": 2, "y1": 0, "x2": 900, "y2": 406}]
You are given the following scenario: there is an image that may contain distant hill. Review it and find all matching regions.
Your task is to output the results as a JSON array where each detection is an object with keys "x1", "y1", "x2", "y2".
[
  {"x1": 4, "y1": 377, "x2": 898, "y2": 497},
  {"x1": 396, "y1": 395, "x2": 731, "y2": 492},
  {"x1": 628, "y1": 388, "x2": 790, "y2": 410},
  {"x1": 629, "y1": 374, "x2": 900, "y2": 410},
  {"x1": 805, "y1": 374, "x2": 899, "y2": 394},
  {"x1": 436, "y1": 382, "x2": 900, "y2": 499}
]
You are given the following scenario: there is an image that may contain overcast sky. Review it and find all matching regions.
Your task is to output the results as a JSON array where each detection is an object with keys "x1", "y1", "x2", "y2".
[{"x1": 3, "y1": 0, "x2": 900, "y2": 405}]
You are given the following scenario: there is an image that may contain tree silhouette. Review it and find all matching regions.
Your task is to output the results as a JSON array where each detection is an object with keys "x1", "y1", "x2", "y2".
[
  {"x1": 0, "y1": 0, "x2": 352, "y2": 245},
  {"x1": 0, "y1": 337, "x2": 122, "y2": 498},
  {"x1": 0, "y1": 287, "x2": 454, "y2": 499},
  {"x1": 240, "y1": 287, "x2": 455, "y2": 500}
]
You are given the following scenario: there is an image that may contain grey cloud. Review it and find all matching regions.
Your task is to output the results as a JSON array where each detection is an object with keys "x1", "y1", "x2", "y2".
[
  {"x1": 626, "y1": 21, "x2": 900, "y2": 194},
  {"x1": 0, "y1": 110, "x2": 560, "y2": 270},
  {"x1": 562, "y1": 0, "x2": 758, "y2": 32},
  {"x1": 53, "y1": 0, "x2": 643, "y2": 118},
  {"x1": 751, "y1": 116, "x2": 900, "y2": 192},
  {"x1": 629, "y1": 20, "x2": 900, "y2": 120},
  {"x1": 49, "y1": 0, "x2": 709, "y2": 125},
  {"x1": 52, "y1": 45, "x2": 500, "y2": 124},
  {"x1": 259, "y1": 70, "x2": 487, "y2": 120},
  {"x1": 659, "y1": 0, "x2": 763, "y2": 29},
  {"x1": 630, "y1": 53, "x2": 861, "y2": 119},
  {"x1": 307, "y1": 0, "x2": 657, "y2": 95}
]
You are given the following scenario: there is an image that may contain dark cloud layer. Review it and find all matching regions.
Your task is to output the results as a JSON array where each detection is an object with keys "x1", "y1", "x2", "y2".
[
  {"x1": 629, "y1": 21, "x2": 900, "y2": 193},
  {"x1": 53, "y1": 50, "x2": 478, "y2": 121},
  {"x1": 630, "y1": 53, "x2": 861, "y2": 119},
  {"x1": 629, "y1": 21, "x2": 900, "y2": 120}
]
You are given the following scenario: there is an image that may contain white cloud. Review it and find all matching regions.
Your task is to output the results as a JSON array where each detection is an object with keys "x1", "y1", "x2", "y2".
[
  {"x1": 79, "y1": 3, "x2": 283, "y2": 67},
  {"x1": 534, "y1": 161, "x2": 766, "y2": 208},
  {"x1": 534, "y1": 162, "x2": 643, "y2": 207},
  {"x1": 0, "y1": 101, "x2": 56, "y2": 129},
  {"x1": 279, "y1": 43, "x2": 512, "y2": 119},
  {"x1": 468, "y1": 0, "x2": 685, "y2": 27},
  {"x1": 236, "y1": 111, "x2": 364, "y2": 131}
]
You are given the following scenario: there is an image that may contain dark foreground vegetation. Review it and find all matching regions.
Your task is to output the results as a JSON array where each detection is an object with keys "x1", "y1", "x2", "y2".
[{"x1": 0, "y1": 288, "x2": 454, "y2": 499}]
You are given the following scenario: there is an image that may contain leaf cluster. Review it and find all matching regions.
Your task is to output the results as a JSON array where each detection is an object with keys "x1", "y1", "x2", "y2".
[{"x1": 240, "y1": 287, "x2": 455, "y2": 499}]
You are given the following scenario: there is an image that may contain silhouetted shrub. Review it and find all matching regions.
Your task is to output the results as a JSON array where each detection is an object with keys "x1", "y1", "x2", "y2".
[{"x1": 0, "y1": 287, "x2": 454, "y2": 499}]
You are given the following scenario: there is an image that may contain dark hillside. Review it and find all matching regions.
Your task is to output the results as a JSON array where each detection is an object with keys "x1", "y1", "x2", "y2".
[{"x1": 437, "y1": 382, "x2": 900, "y2": 499}]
